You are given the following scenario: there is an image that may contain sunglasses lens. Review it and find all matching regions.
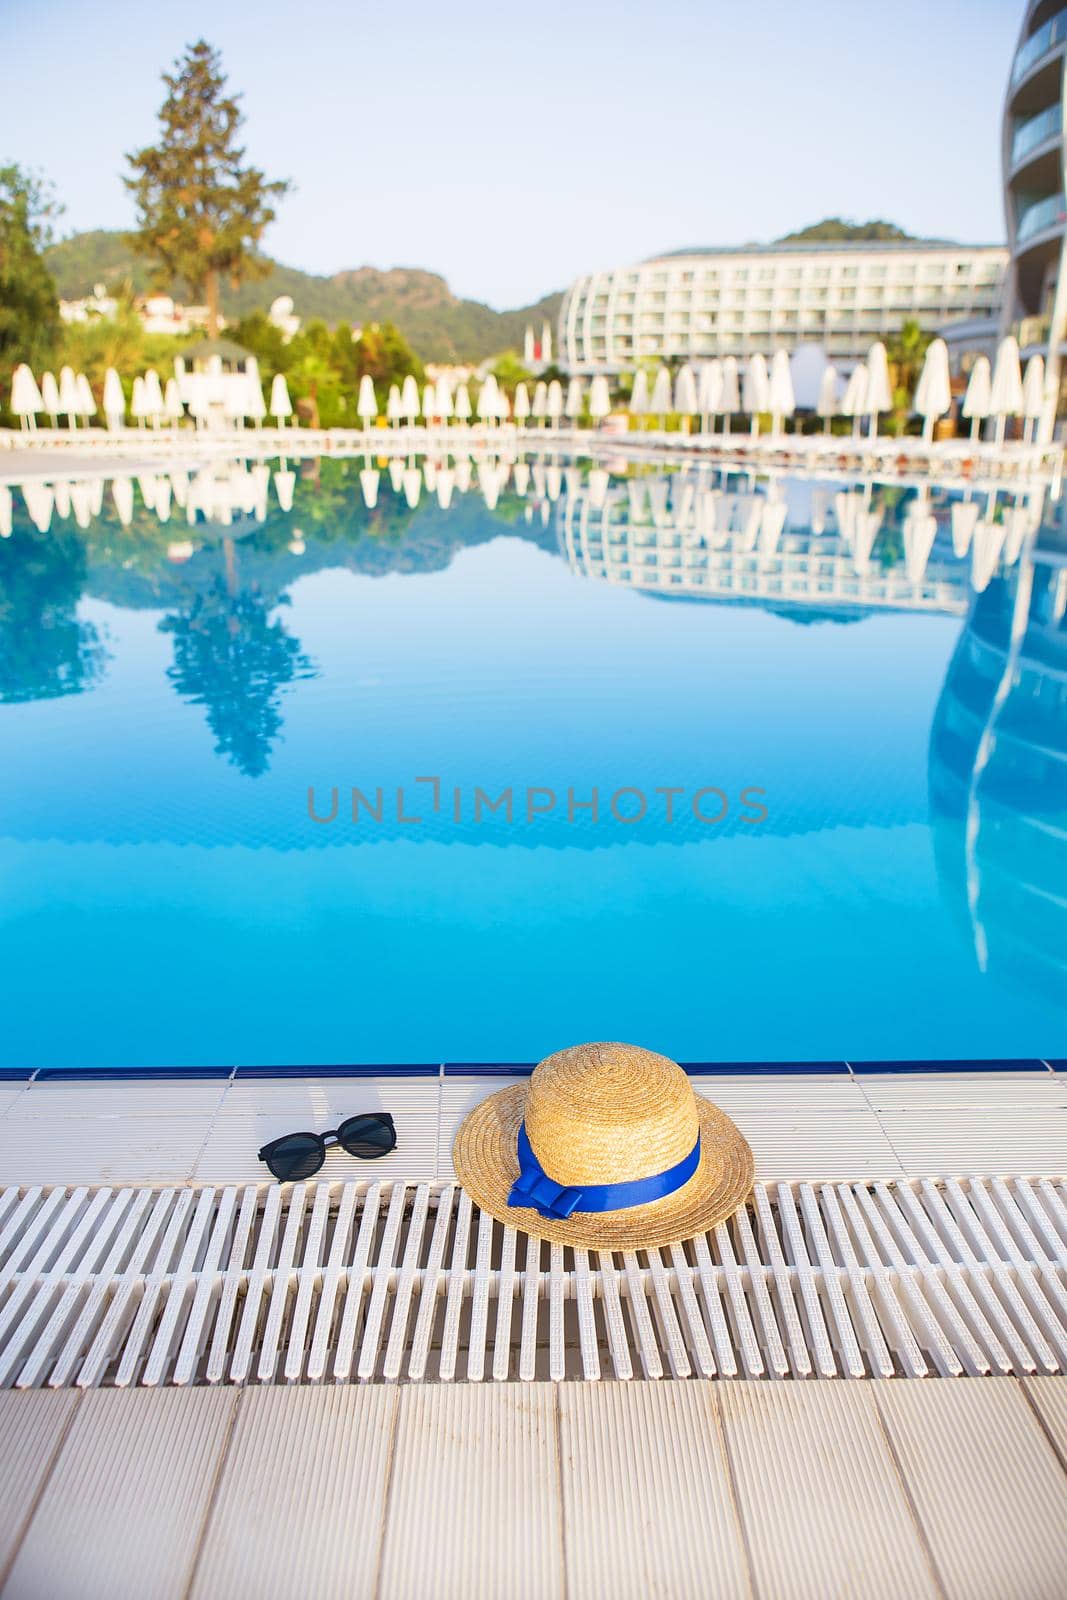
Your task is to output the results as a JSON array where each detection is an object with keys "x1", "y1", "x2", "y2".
[
  {"x1": 265, "y1": 1134, "x2": 323, "y2": 1181},
  {"x1": 338, "y1": 1115, "x2": 396, "y2": 1160}
]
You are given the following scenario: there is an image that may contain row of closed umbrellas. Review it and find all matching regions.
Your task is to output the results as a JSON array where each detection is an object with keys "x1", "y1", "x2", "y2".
[{"x1": 6, "y1": 337, "x2": 1050, "y2": 443}]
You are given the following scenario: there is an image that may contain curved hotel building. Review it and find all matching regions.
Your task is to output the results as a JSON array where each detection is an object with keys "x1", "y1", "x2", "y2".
[
  {"x1": 559, "y1": 242, "x2": 1006, "y2": 376},
  {"x1": 1002, "y1": 1, "x2": 1067, "y2": 413}
]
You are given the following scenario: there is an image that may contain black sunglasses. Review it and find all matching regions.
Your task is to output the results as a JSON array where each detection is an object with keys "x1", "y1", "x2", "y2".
[{"x1": 257, "y1": 1113, "x2": 397, "y2": 1181}]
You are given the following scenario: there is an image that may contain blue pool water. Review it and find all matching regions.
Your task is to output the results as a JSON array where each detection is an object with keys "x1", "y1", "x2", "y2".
[{"x1": 1, "y1": 454, "x2": 1065, "y2": 1069}]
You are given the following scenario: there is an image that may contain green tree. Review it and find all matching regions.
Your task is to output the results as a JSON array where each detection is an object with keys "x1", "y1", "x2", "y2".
[
  {"x1": 125, "y1": 40, "x2": 290, "y2": 336},
  {"x1": 887, "y1": 318, "x2": 931, "y2": 434},
  {"x1": 0, "y1": 164, "x2": 61, "y2": 391}
]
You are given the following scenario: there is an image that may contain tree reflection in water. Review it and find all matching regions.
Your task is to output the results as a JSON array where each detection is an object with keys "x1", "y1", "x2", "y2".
[
  {"x1": 0, "y1": 525, "x2": 109, "y2": 703},
  {"x1": 160, "y1": 537, "x2": 315, "y2": 777}
]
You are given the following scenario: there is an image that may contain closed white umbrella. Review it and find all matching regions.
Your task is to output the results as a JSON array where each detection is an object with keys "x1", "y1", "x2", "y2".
[
  {"x1": 435, "y1": 378, "x2": 454, "y2": 422},
  {"x1": 768, "y1": 351, "x2": 795, "y2": 436},
  {"x1": 436, "y1": 466, "x2": 455, "y2": 509},
  {"x1": 360, "y1": 467, "x2": 380, "y2": 508},
  {"x1": 816, "y1": 365, "x2": 840, "y2": 433},
  {"x1": 512, "y1": 461, "x2": 530, "y2": 495},
  {"x1": 650, "y1": 365, "x2": 672, "y2": 425},
  {"x1": 629, "y1": 368, "x2": 649, "y2": 424},
  {"x1": 40, "y1": 371, "x2": 60, "y2": 427},
  {"x1": 245, "y1": 358, "x2": 266, "y2": 426},
  {"x1": 270, "y1": 373, "x2": 292, "y2": 426},
  {"x1": 58, "y1": 366, "x2": 79, "y2": 430},
  {"x1": 697, "y1": 361, "x2": 723, "y2": 432},
  {"x1": 75, "y1": 373, "x2": 96, "y2": 424},
  {"x1": 990, "y1": 336, "x2": 1024, "y2": 447},
  {"x1": 11, "y1": 365, "x2": 43, "y2": 430},
  {"x1": 864, "y1": 342, "x2": 893, "y2": 437},
  {"x1": 841, "y1": 364, "x2": 869, "y2": 438},
  {"x1": 400, "y1": 374, "x2": 420, "y2": 425},
  {"x1": 131, "y1": 374, "x2": 147, "y2": 428},
  {"x1": 357, "y1": 374, "x2": 377, "y2": 430},
  {"x1": 742, "y1": 354, "x2": 770, "y2": 434},
  {"x1": 164, "y1": 377, "x2": 183, "y2": 424},
  {"x1": 673, "y1": 364, "x2": 698, "y2": 429},
  {"x1": 454, "y1": 455, "x2": 473, "y2": 493},
  {"x1": 914, "y1": 338, "x2": 951, "y2": 442},
  {"x1": 403, "y1": 466, "x2": 421, "y2": 509},
  {"x1": 454, "y1": 383, "x2": 472, "y2": 423},
  {"x1": 54, "y1": 481, "x2": 73, "y2": 519},
  {"x1": 388, "y1": 458, "x2": 405, "y2": 494},
  {"x1": 565, "y1": 377, "x2": 584, "y2": 426},
  {"x1": 143, "y1": 368, "x2": 166, "y2": 429},
  {"x1": 588, "y1": 374, "x2": 611, "y2": 422},
  {"x1": 962, "y1": 356, "x2": 991, "y2": 443},
  {"x1": 546, "y1": 378, "x2": 564, "y2": 426},
  {"x1": 720, "y1": 358, "x2": 740, "y2": 432},
  {"x1": 513, "y1": 381, "x2": 531, "y2": 424},
  {"x1": 384, "y1": 383, "x2": 402, "y2": 426},
  {"x1": 421, "y1": 383, "x2": 437, "y2": 425},
  {"x1": 531, "y1": 380, "x2": 548, "y2": 426},
  {"x1": 101, "y1": 367, "x2": 125, "y2": 429},
  {"x1": 1021, "y1": 355, "x2": 1046, "y2": 444},
  {"x1": 477, "y1": 373, "x2": 499, "y2": 422}
]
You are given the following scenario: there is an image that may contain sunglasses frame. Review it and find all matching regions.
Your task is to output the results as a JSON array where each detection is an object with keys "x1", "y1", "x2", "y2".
[{"x1": 257, "y1": 1113, "x2": 397, "y2": 1180}]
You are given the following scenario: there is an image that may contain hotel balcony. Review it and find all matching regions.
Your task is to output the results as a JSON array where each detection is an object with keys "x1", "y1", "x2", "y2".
[{"x1": 1010, "y1": 5, "x2": 1067, "y2": 90}]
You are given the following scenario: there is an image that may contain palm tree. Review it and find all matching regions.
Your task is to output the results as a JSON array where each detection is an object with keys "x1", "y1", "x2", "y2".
[{"x1": 886, "y1": 319, "x2": 931, "y2": 434}]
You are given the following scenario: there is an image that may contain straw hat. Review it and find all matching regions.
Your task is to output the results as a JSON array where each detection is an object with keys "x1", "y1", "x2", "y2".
[{"x1": 452, "y1": 1042, "x2": 753, "y2": 1249}]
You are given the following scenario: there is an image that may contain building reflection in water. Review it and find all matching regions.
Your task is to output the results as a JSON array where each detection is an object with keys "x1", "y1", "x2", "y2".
[
  {"x1": 558, "y1": 466, "x2": 1047, "y2": 621},
  {"x1": 929, "y1": 538, "x2": 1067, "y2": 1005}
]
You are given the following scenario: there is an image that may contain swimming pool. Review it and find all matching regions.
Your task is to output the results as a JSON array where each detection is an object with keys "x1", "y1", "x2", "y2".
[{"x1": 1, "y1": 453, "x2": 1064, "y2": 1069}]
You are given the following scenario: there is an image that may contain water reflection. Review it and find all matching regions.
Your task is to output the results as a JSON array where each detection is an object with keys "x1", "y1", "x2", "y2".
[
  {"x1": 929, "y1": 546, "x2": 1067, "y2": 1005},
  {"x1": 0, "y1": 522, "x2": 109, "y2": 702}
]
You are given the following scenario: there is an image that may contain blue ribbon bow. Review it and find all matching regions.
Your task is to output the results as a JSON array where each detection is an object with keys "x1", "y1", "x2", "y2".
[{"x1": 508, "y1": 1121, "x2": 701, "y2": 1220}]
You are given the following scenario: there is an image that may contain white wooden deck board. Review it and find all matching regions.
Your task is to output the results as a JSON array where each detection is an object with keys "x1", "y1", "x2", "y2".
[
  {"x1": 0, "y1": 1391, "x2": 78, "y2": 1580},
  {"x1": 559, "y1": 1382, "x2": 749, "y2": 1598},
  {"x1": 873, "y1": 1378, "x2": 1067, "y2": 1600},
  {"x1": 2, "y1": 1387, "x2": 236, "y2": 1600},
  {"x1": 718, "y1": 1380, "x2": 941, "y2": 1599},
  {"x1": 1022, "y1": 1376, "x2": 1067, "y2": 1464},
  {"x1": 190, "y1": 1388, "x2": 397, "y2": 1600},
  {"x1": 377, "y1": 1384, "x2": 564, "y2": 1600}
]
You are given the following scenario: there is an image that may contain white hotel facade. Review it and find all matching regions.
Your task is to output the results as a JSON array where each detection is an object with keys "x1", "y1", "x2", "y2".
[{"x1": 558, "y1": 242, "x2": 1007, "y2": 376}]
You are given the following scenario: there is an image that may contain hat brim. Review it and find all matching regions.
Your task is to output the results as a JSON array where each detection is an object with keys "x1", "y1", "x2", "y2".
[{"x1": 452, "y1": 1083, "x2": 754, "y2": 1250}]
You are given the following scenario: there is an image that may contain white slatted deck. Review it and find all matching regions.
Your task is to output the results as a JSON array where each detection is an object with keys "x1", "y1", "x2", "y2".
[{"x1": 0, "y1": 1176, "x2": 1063, "y2": 1389}]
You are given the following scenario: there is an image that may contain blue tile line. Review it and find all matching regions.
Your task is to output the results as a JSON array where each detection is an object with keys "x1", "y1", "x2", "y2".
[{"x1": 12, "y1": 1058, "x2": 1059, "y2": 1081}]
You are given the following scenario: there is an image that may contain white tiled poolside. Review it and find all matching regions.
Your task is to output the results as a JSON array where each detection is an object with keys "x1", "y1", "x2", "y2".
[{"x1": 0, "y1": 1067, "x2": 1063, "y2": 1187}]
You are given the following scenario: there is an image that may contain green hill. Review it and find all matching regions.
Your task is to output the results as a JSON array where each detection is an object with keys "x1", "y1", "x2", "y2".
[
  {"x1": 44, "y1": 230, "x2": 562, "y2": 365},
  {"x1": 776, "y1": 219, "x2": 919, "y2": 243}
]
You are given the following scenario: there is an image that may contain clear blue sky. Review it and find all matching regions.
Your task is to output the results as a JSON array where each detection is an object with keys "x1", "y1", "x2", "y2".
[{"x1": 4, "y1": 0, "x2": 1021, "y2": 309}]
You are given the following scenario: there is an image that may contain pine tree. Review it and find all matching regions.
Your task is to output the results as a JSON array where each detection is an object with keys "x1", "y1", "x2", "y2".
[{"x1": 125, "y1": 40, "x2": 290, "y2": 336}]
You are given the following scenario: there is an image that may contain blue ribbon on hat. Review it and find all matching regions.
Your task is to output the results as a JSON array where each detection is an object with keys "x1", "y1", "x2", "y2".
[{"x1": 508, "y1": 1121, "x2": 701, "y2": 1220}]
